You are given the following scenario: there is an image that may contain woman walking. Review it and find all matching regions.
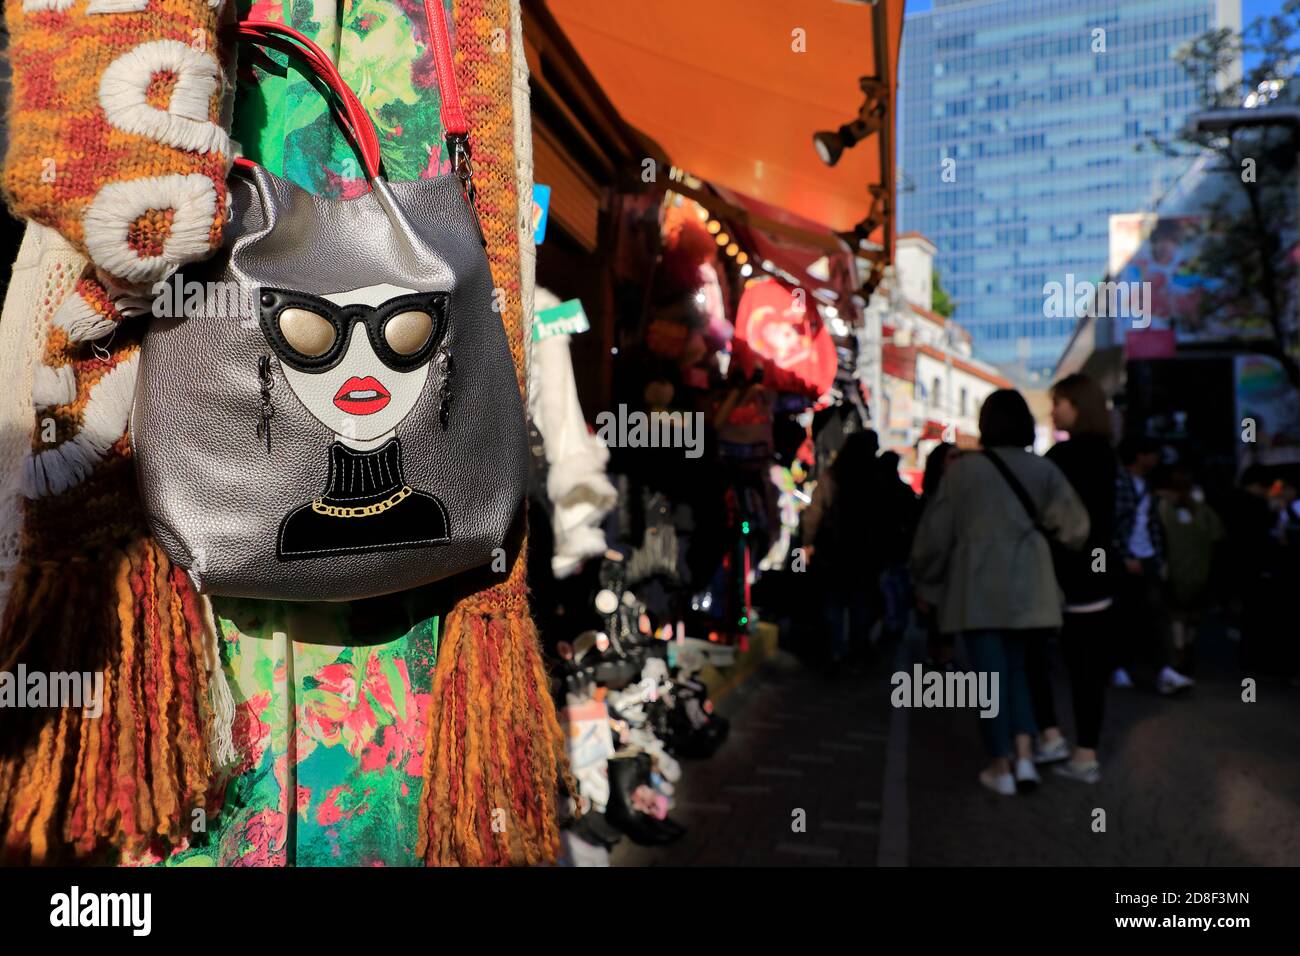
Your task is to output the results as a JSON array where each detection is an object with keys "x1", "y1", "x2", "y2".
[
  {"x1": 917, "y1": 442, "x2": 960, "y2": 670},
  {"x1": 1043, "y1": 374, "x2": 1119, "y2": 783},
  {"x1": 911, "y1": 390, "x2": 1089, "y2": 795}
]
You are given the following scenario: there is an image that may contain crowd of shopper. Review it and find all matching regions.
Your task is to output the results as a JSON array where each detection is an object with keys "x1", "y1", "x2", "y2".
[{"x1": 800, "y1": 373, "x2": 1300, "y2": 797}]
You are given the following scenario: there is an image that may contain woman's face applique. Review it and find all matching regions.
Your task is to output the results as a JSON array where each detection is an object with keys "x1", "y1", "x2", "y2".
[
  {"x1": 260, "y1": 283, "x2": 454, "y2": 561},
  {"x1": 259, "y1": 282, "x2": 448, "y2": 444}
]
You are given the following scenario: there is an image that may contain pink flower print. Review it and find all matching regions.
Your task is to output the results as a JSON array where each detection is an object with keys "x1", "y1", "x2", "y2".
[
  {"x1": 237, "y1": 809, "x2": 286, "y2": 867},
  {"x1": 231, "y1": 691, "x2": 272, "y2": 774},
  {"x1": 317, "y1": 785, "x2": 353, "y2": 828},
  {"x1": 421, "y1": 143, "x2": 452, "y2": 179}
]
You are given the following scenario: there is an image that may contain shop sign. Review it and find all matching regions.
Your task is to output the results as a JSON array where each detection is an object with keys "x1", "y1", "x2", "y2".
[
  {"x1": 533, "y1": 183, "x2": 551, "y2": 244},
  {"x1": 533, "y1": 297, "x2": 590, "y2": 341}
]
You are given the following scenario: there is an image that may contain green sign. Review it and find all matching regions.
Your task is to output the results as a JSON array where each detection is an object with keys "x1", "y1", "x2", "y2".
[{"x1": 532, "y1": 298, "x2": 590, "y2": 342}]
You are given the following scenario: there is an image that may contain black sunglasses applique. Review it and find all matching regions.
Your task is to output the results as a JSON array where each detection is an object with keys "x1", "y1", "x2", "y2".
[{"x1": 258, "y1": 287, "x2": 450, "y2": 373}]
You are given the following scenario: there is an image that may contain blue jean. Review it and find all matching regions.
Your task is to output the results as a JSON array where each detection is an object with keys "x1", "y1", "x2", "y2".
[
  {"x1": 879, "y1": 566, "x2": 911, "y2": 634},
  {"x1": 962, "y1": 629, "x2": 1040, "y2": 758}
]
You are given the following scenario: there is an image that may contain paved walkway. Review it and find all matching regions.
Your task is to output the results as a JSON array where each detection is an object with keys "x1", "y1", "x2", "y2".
[
  {"x1": 612, "y1": 624, "x2": 1300, "y2": 866},
  {"x1": 907, "y1": 628, "x2": 1300, "y2": 866},
  {"x1": 611, "y1": 651, "x2": 891, "y2": 866}
]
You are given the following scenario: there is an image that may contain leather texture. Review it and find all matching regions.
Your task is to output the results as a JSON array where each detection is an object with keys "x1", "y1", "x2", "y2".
[{"x1": 131, "y1": 165, "x2": 528, "y2": 601}]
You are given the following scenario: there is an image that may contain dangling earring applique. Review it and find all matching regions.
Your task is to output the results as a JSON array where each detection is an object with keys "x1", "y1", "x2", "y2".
[
  {"x1": 437, "y1": 347, "x2": 454, "y2": 430},
  {"x1": 256, "y1": 354, "x2": 275, "y2": 453}
]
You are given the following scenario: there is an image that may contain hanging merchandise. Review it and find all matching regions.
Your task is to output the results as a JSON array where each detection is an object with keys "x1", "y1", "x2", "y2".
[
  {"x1": 529, "y1": 286, "x2": 618, "y2": 578},
  {"x1": 552, "y1": 553, "x2": 732, "y2": 860},
  {"x1": 0, "y1": 0, "x2": 240, "y2": 863},
  {"x1": 0, "y1": 0, "x2": 568, "y2": 868},
  {"x1": 3, "y1": 0, "x2": 231, "y2": 288},
  {"x1": 131, "y1": 18, "x2": 528, "y2": 602},
  {"x1": 644, "y1": 203, "x2": 727, "y2": 369},
  {"x1": 733, "y1": 278, "x2": 838, "y2": 399}
]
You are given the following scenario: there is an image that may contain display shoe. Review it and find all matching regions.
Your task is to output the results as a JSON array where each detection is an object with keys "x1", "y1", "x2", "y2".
[
  {"x1": 668, "y1": 708, "x2": 730, "y2": 759},
  {"x1": 569, "y1": 810, "x2": 625, "y2": 849},
  {"x1": 605, "y1": 754, "x2": 685, "y2": 846},
  {"x1": 594, "y1": 656, "x2": 642, "y2": 688}
]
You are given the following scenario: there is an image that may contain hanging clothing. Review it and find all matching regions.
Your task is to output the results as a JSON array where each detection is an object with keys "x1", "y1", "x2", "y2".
[
  {"x1": 137, "y1": 607, "x2": 440, "y2": 866},
  {"x1": 529, "y1": 287, "x2": 617, "y2": 578}
]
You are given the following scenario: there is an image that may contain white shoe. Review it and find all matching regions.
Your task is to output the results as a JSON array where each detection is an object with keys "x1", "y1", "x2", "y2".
[
  {"x1": 1014, "y1": 757, "x2": 1041, "y2": 793},
  {"x1": 978, "y1": 768, "x2": 1016, "y2": 796},
  {"x1": 1111, "y1": 668, "x2": 1134, "y2": 689},
  {"x1": 1034, "y1": 737, "x2": 1070, "y2": 764},
  {"x1": 1053, "y1": 760, "x2": 1101, "y2": 784},
  {"x1": 1157, "y1": 666, "x2": 1194, "y2": 695}
]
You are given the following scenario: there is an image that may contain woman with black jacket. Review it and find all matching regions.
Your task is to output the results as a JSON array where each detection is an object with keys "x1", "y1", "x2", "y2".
[{"x1": 1042, "y1": 374, "x2": 1118, "y2": 783}]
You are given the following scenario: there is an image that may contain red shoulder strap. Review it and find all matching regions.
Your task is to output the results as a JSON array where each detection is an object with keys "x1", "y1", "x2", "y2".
[{"x1": 424, "y1": 0, "x2": 469, "y2": 137}]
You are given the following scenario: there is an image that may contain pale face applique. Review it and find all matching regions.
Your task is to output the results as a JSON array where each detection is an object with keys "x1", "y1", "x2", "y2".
[{"x1": 259, "y1": 283, "x2": 452, "y2": 560}]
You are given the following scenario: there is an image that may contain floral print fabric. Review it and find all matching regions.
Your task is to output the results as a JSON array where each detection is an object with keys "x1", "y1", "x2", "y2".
[
  {"x1": 154, "y1": 603, "x2": 439, "y2": 866},
  {"x1": 235, "y1": 0, "x2": 455, "y2": 196}
]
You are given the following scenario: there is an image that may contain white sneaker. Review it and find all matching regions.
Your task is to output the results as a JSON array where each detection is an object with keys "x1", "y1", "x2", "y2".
[
  {"x1": 1053, "y1": 760, "x2": 1101, "y2": 784},
  {"x1": 1111, "y1": 668, "x2": 1134, "y2": 689},
  {"x1": 1034, "y1": 737, "x2": 1070, "y2": 765},
  {"x1": 1014, "y1": 757, "x2": 1041, "y2": 793},
  {"x1": 1157, "y1": 666, "x2": 1194, "y2": 696},
  {"x1": 978, "y1": 768, "x2": 1016, "y2": 796}
]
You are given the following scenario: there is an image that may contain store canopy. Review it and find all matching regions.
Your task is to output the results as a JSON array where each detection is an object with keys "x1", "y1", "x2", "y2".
[
  {"x1": 542, "y1": 0, "x2": 904, "y2": 247},
  {"x1": 710, "y1": 183, "x2": 861, "y2": 306}
]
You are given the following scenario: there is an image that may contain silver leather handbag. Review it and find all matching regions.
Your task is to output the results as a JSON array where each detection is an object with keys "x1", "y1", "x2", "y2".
[{"x1": 131, "y1": 12, "x2": 528, "y2": 601}]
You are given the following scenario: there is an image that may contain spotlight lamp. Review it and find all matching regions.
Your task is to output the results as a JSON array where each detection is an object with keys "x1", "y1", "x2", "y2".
[{"x1": 813, "y1": 76, "x2": 888, "y2": 167}]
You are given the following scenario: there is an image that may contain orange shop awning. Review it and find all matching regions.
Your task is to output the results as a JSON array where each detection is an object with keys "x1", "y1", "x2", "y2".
[{"x1": 541, "y1": 0, "x2": 904, "y2": 244}]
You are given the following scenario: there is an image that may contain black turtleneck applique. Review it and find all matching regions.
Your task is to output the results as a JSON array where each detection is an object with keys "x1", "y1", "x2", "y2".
[{"x1": 277, "y1": 438, "x2": 450, "y2": 561}]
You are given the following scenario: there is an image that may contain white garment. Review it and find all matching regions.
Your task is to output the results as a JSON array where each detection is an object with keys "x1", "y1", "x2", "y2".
[
  {"x1": 1128, "y1": 476, "x2": 1156, "y2": 559},
  {"x1": 0, "y1": 224, "x2": 81, "y2": 614},
  {"x1": 529, "y1": 287, "x2": 617, "y2": 578}
]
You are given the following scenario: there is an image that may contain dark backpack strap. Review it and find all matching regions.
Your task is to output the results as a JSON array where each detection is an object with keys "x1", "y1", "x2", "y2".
[{"x1": 983, "y1": 449, "x2": 1050, "y2": 539}]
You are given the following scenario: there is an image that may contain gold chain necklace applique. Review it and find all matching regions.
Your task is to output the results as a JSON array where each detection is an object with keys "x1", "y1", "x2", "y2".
[{"x1": 312, "y1": 485, "x2": 413, "y2": 518}]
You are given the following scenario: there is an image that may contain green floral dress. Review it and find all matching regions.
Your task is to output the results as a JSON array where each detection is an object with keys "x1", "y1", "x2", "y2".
[{"x1": 137, "y1": 0, "x2": 454, "y2": 867}]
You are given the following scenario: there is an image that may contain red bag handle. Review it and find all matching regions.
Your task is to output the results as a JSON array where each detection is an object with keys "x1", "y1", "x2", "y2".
[
  {"x1": 423, "y1": 0, "x2": 468, "y2": 137},
  {"x1": 233, "y1": 2, "x2": 471, "y2": 184}
]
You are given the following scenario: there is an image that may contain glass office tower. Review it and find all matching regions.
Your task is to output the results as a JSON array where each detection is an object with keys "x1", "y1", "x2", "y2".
[{"x1": 898, "y1": 0, "x2": 1241, "y2": 379}]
